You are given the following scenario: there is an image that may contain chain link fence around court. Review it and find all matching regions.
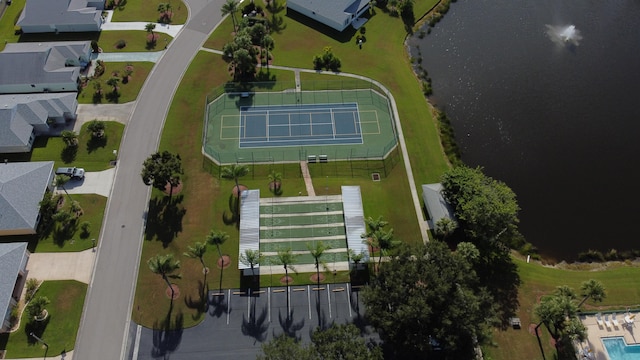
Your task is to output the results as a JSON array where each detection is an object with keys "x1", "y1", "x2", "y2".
[{"x1": 202, "y1": 80, "x2": 400, "y2": 179}]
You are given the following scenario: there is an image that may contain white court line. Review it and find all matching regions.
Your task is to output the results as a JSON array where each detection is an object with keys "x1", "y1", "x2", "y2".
[{"x1": 308, "y1": 285, "x2": 312, "y2": 319}]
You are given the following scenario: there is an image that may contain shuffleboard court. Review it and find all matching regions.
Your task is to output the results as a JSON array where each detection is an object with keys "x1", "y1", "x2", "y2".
[{"x1": 238, "y1": 103, "x2": 363, "y2": 148}]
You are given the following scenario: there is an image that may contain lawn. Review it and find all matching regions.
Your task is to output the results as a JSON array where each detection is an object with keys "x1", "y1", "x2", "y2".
[
  {"x1": 109, "y1": 0, "x2": 188, "y2": 24},
  {"x1": 78, "y1": 62, "x2": 155, "y2": 104},
  {"x1": 484, "y1": 256, "x2": 640, "y2": 360},
  {"x1": 0, "y1": 281, "x2": 87, "y2": 359},
  {"x1": 29, "y1": 121, "x2": 125, "y2": 171},
  {"x1": 94, "y1": 31, "x2": 174, "y2": 52}
]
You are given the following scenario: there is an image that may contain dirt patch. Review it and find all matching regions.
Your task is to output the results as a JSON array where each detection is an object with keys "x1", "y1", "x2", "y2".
[
  {"x1": 280, "y1": 276, "x2": 294, "y2": 285},
  {"x1": 232, "y1": 184, "x2": 248, "y2": 197},
  {"x1": 165, "y1": 284, "x2": 181, "y2": 300},
  {"x1": 163, "y1": 181, "x2": 183, "y2": 195},
  {"x1": 310, "y1": 273, "x2": 325, "y2": 283},
  {"x1": 217, "y1": 255, "x2": 231, "y2": 269}
]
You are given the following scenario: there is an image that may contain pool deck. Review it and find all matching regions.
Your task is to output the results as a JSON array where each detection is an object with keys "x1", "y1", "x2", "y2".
[{"x1": 580, "y1": 313, "x2": 639, "y2": 359}]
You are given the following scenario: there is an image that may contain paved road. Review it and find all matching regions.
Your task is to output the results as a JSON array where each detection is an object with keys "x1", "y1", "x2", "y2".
[{"x1": 73, "y1": 0, "x2": 228, "y2": 359}]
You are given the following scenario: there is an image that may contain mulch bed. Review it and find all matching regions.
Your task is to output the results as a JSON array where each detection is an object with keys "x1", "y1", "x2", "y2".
[
  {"x1": 163, "y1": 181, "x2": 183, "y2": 195},
  {"x1": 165, "y1": 284, "x2": 181, "y2": 300},
  {"x1": 268, "y1": 181, "x2": 281, "y2": 191},
  {"x1": 310, "y1": 273, "x2": 325, "y2": 283},
  {"x1": 217, "y1": 255, "x2": 231, "y2": 269},
  {"x1": 232, "y1": 185, "x2": 248, "y2": 197},
  {"x1": 280, "y1": 276, "x2": 294, "y2": 285}
]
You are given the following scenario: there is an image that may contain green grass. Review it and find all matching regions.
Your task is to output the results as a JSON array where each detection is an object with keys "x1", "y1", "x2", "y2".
[
  {"x1": 0, "y1": 281, "x2": 87, "y2": 358},
  {"x1": 78, "y1": 62, "x2": 154, "y2": 104},
  {"x1": 484, "y1": 257, "x2": 640, "y2": 360},
  {"x1": 94, "y1": 31, "x2": 174, "y2": 52},
  {"x1": 110, "y1": 0, "x2": 188, "y2": 24},
  {"x1": 0, "y1": 0, "x2": 25, "y2": 50},
  {"x1": 31, "y1": 122, "x2": 124, "y2": 171},
  {"x1": 258, "y1": 270, "x2": 352, "y2": 288}
]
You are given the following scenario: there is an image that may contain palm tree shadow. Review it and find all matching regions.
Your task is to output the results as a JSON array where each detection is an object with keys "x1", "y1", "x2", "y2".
[
  {"x1": 184, "y1": 278, "x2": 209, "y2": 321},
  {"x1": 151, "y1": 304, "x2": 184, "y2": 358},
  {"x1": 208, "y1": 293, "x2": 228, "y2": 318},
  {"x1": 277, "y1": 308, "x2": 305, "y2": 339},
  {"x1": 315, "y1": 290, "x2": 330, "y2": 331},
  {"x1": 222, "y1": 194, "x2": 240, "y2": 229},
  {"x1": 241, "y1": 298, "x2": 269, "y2": 344}
]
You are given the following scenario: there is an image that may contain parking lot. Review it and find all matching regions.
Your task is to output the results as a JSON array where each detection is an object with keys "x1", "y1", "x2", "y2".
[{"x1": 132, "y1": 283, "x2": 376, "y2": 360}]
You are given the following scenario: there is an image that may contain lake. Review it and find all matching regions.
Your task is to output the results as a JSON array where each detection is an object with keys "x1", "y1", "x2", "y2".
[{"x1": 408, "y1": 0, "x2": 640, "y2": 261}]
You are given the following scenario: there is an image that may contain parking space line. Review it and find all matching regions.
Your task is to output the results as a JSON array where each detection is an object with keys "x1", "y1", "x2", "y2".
[
  {"x1": 288, "y1": 286, "x2": 291, "y2": 317},
  {"x1": 347, "y1": 283, "x2": 352, "y2": 318},
  {"x1": 226, "y1": 289, "x2": 231, "y2": 325},
  {"x1": 327, "y1": 284, "x2": 332, "y2": 318},
  {"x1": 268, "y1": 287, "x2": 271, "y2": 323},
  {"x1": 308, "y1": 285, "x2": 312, "y2": 319}
]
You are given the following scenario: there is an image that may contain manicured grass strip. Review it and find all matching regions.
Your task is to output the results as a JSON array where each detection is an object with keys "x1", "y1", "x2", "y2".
[
  {"x1": 29, "y1": 122, "x2": 124, "y2": 171},
  {"x1": 258, "y1": 271, "x2": 352, "y2": 287},
  {"x1": 0, "y1": 281, "x2": 87, "y2": 358},
  {"x1": 260, "y1": 214, "x2": 344, "y2": 226},
  {"x1": 96, "y1": 31, "x2": 174, "y2": 52},
  {"x1": 109, "y1": 0, "x2": 188, "y2": 24},
  {"x1": 262, "y1": 252, "x2": 349, "y2": 266},
  {"x1": 35, "y1": 194, "x2": 107, "y2": 253},
  {"x1": 78, "y1": 62, "x2": 154, "y2": 104},
  {"x1": 260, "y1": 239, "x2": 346, "y2": 253}
]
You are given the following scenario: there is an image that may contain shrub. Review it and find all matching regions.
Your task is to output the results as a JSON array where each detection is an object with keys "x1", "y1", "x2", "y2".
[
  {"x1": 115, "y1": 39, "x2": 126, "y2": 49},
  {"x1": 94, "y1": 60, "x2": 105, "y2": 77},
  {"x1": 91, "y1": 40, "x2": 99, "y2": 53},
  {"x1": 80, "y1": 221, "x2": 91, "y2": 238},
  {"x1": 26, "y1": 296, "x2": 50, "y2": 320},
  {"x1": 577, "y1": 249, "x2": 605, "y2": 263},
  {"x1": 25, "y1": 278, "x2": 40, "y2": 302},
  {"x1": 312, "y1": 55, "x2": 323, "y2": 70}
]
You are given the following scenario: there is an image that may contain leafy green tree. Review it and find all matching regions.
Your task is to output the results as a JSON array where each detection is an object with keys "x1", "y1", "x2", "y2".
[
  {"x1": 141, "y1": 150, "x2": 184, "y2": 198},
  {"x1": 221, "y1": 0, "x2": 240, "y2": 30},
  {"x1": 311, "y1": 323, "x2": 383, "y2": 360},
  {"x1": 239, "y1": 249, "x2": 262, "y2": 282},
  {"x1": 374, "y1": 228, "x2": 397, "y2": 269},
  {"x1": 106, "y1": 77, "x2": 120, "y2": 94},
  {"x1": 70, "y1": 200, "x2": 83, "y2": 218},
  {"x1": 258, "y1": 334, "x2": 314, "y2": 360},
  {"x1": 221, "y1": 163, "x2": 250, "y2": 196},
  {"x1": 434, "y1": 217, "x2": 457, "y2": 240},
  {"x1": 232, "y1": 48, "x2": 256, "y2": 80},
  {"x1": 61, "y1": 130, "x2": 78, "y2": 147},
  {"x1": 441, "y1": 165, "x2": 521, "y2": 245},
  {"x1": 263, "y1": 34, "x2": 275, "y2": 70},
  {"x1": 183, "y1": 242, "x2": 208, "y2": 272},
  {"x1": 534, "y1": 288, "x2": 587, "y2": 354},
  {"x1": 577, "y1": 279, "x2": 606, "y2": 308},
  {"x1": 363, "y1": 240, "x2": 494, "y2": 358},
  {"x1": 361, "y1": 216, "x2": 388, "y2": 266},
  {"x1": 147, "y1": 253, "x2": 182, "y2": 301}
]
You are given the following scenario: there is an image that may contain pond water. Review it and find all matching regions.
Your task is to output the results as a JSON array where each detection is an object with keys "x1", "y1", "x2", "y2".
[{"x1": 408, "y1": 0, "x2": 640, "y2": 260}]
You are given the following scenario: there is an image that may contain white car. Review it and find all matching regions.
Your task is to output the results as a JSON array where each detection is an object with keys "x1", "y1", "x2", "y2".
[{"x1": 56, "y1": 167, "x2": 85, "y2": 179}]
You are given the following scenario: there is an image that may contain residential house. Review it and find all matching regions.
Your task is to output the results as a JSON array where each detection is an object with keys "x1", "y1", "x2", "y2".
[
  {"x1": 0, "y1": 41, "x2": 91, "y2": 94},
  {"x1": 287, "y1": 0, "x2": 370, "y2": 32},
  {"x1": 422, "y1": 183, "x2": 456, "y2": 230},
  {"x1": 0, "y1": 93, "x2": 78, "y2": 153},
  {"x1": 18, "y1": 0, "x2": 104, "y2": 34},
  {"x1": 0, "y1": 161, "x2": 55, "y2": 236},
  {"x1": 0, "y1": 242, "x2": 30, "y2": 332}
]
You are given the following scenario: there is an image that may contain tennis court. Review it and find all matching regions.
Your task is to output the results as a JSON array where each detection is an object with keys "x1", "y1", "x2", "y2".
[{"x1": 237, "y1": 103, "x2": 363, "y2": 148}]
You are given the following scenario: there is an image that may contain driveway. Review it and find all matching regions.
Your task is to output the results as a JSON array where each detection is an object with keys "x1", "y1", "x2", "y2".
[
  {"x1": 60, "y1": 168, "x2": 116, "y2": 198},
  {"x1": 27, "y1": 250, "x2": 95, "y2": 284},
  {"x1": 74, "y1": 102, "x2": 135, "y2": 132}
]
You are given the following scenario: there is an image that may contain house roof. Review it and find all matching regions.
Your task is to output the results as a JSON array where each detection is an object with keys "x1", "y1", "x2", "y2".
[
  {"x1": 0, "y1": 93, "x2": 77, "y2": 151},
  {"x1": 0, "y1": 242, "x2": 29, "y2": 320},
  {"x1": 17, "y1": 0, "x2": 102, "y2": 28},
  {"x1": 0, "y1": 161, "x2": 54, "y2": 232},
  {"x1": 0, "y1": 42, "x2": 89, "y2": 88},
  {"x1": 287, "y1": 0, "x2": 369, "y2": 29},
  {"x1": 422, "y1": 183, "x2": 456, "y2": 225}
]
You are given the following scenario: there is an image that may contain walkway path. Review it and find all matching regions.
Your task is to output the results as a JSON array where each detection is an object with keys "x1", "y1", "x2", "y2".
[
  {"x1": 93, "y1": 51, "x2": 164, "y2": 62},
  {"x1": 299, "y1": 161, "x2": 316, "y2": 196},
  {"x1": 73, "y1": 0, "x2": 228, "y2": 359},
  {"x1": 100, "y1": 10, "x2": 183, "y2": 37},
  {"x1": 27, "y1": 250, "x2": 95, "y2": 284}
]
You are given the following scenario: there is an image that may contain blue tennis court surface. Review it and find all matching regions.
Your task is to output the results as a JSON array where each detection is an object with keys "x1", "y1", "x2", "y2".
[{"x1": 239, "y1": 103, "x2": 363, "y2": 148}]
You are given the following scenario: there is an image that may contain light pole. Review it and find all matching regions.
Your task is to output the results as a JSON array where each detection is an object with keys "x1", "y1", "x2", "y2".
[{"x1": 30, "y1": 332, "x2": 48, "y2": 350}]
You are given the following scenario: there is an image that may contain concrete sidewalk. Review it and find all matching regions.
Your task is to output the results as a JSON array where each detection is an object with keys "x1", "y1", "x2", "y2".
[{"x1": 27, "y1": 250, "x2": 96, "y2": 284}]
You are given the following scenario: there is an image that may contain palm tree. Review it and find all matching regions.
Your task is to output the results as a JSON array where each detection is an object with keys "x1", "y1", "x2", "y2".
[
  {"x1": 240, "y1": 249, "x2": 262, "y2": 283},
  {"x1": 70, "y1": 200, "x2": 83, "y2": 218},
  {"x1": 347, "y1": 248, "x2": 366, "y2": 269},
  {"x1": 145, "y1": 22, "x2": 156, "y2": 42},
  {"x1": 577, "y1": 279, "x2": 606, "y2": 308},
  {"x1": 148, "y1": 254, "x2": 182, "y2": 301},
  {"x1": 183, "y1": 242, "x2": 208, "y2": 273},
  {"x1": 361, "y1": 216, "x2": 388, "y2": 265},
  {"x1": 263, "y1": 34, "x2": 275, "y2": 70},
  {"x1": 221, "y1": 0, "x2": 240, "y2": 31},
  {"x1": 434, "y1": 217, "x2": 457, "y2": 240},
  {"x1": 206, "y1": 229, "x2": 229, "y2": 260},
  {"x1": 27, "y1": 296, "x2": 50, "y2": 320},
  {"x1": 61, "y1": 130, "x2": 78, "y2": 147},
  {"x1": 106, "y1": 77, "x2": 120, "y2": 93},
  {"x1": 276, "y1": 248, "x2": 297, "y2": 317},
  {"x1": 55, "y1": 174, "x2": 72, "y2": 199},
  {"x1": 221, "y1": 163, "x2": 250, "y2": 196},
  {"x1": 308, "y1": 242, "x2": 330, "y2": 288},
  {"x1": 375, "y1": 228, "x2": 397, "y2": 269},
  {"x1": 267, "y1": 169, "x2": 282, "y2": 192}
]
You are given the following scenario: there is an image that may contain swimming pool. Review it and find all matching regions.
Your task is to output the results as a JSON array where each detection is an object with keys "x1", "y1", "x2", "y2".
[{"x1": 602, "y1": 337, "x2": 640, "y2": 360}]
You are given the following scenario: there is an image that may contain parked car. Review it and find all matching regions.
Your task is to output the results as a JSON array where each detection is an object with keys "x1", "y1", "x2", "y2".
[{"x1": 56, "y1": 167, "x2": 85, "y2": 179}]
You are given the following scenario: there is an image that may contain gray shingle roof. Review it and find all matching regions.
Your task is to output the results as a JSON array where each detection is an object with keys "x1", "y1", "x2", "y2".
[
  {"x1": 422, "y1": 183, "x2": 456, "y2": 226},
  {"x1": 0, "y1": 242, "x2": 29, "y2": 326},
  {"x1": 0, "y1": 161, "x2": 54, "y2": 233},
  {"x1": 17, "y1": 0, "x2": 102, "y2": 27}
]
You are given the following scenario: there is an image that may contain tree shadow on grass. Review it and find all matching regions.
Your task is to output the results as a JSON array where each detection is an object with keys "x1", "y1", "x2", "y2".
[
  {"x1": 222, "y1": 194, "x2": 240, "y2": 229},
  {"x1": 24, "y1": 317, "x2": 51, "y2": 345},
  {"x1": 52, "y1": 219, "x2": 78, "y2": 247},
  {"x1": 61, "y1": 146, "x2": 77, "y2": 163},
  {"x1": 105, "y1": 91, "x2": 121, "y2": 103},
  {"x1": 144, "y1": 195, "x2": 186, "y2": 248},
  {"x1": 184, "y1": 277, "x2": 209, "y2": 322},
  {"x1": 151, "y1": 304, "x2": 183, "y2": 358},
  {"x1": 86, "y1": 135, "x2": 107, "y2": 153}
]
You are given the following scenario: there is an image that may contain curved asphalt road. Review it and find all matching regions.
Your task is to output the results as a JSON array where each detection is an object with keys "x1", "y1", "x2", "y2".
[{"x1": 73, "y1": 1, "x2": 227, "y2": 359}]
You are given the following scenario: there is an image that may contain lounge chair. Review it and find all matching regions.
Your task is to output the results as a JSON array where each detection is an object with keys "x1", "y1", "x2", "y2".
[
  {"x1": 604, "y1": 314, "x2": 613, "y2": 330},
  {"x1": 596, "y1": 313, "x2": 604, "y2": 327},
  {"x1": 612, "y1": 313, "x2": 620, "y2": 327}
]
